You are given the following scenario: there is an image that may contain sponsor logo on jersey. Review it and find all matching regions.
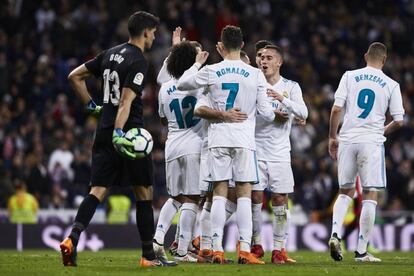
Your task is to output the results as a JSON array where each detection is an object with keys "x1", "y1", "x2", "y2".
[{"x1": 133, "y1": 73, "x2": 144, "y2": 85}]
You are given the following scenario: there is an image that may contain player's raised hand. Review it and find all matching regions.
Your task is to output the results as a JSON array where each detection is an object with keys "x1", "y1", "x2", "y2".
[
  {"x1": 274, "y1": 109, "x2": 289, "y2": 123},
  {"x1": 196, "y1": 51, "x2": 209, "y2": 65},
  {"x1": 266, "y1": 89, "x2": 284, "y2": 102},
  {"x1": 216, "y1": 42, "x2": 225, "y2": 59},
  {"x1": 328, "y1": 137, "x2": 339, "y2": 160},
  {"x1": 172, "y1": 27, "x2": 185, "y2": 46},
  {"x1": 222, "y1": 107, "x2": 248, "y2": 123}
]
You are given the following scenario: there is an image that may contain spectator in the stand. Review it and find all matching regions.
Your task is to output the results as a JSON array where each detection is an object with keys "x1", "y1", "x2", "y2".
[{"x1": 8, "y1": 178, "x2": 39, "y2": 224}]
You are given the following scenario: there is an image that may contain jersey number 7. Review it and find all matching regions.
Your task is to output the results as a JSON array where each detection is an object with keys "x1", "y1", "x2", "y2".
[{"x1": 222, "y1": 83, "x2": 239, "y2": 110}]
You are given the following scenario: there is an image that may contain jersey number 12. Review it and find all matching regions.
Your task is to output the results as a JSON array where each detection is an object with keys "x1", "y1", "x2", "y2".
[{"x1": 169, "y1": 96, "x2": 200, "y2": 129}]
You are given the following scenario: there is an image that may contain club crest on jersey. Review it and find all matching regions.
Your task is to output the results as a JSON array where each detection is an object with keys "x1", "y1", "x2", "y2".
[
  {"x1": 283, "y1": 91, "x2": 289, "y2": 98},
  {"x1": 133, "y1": 73, "x2": 144, "y2": 85}
]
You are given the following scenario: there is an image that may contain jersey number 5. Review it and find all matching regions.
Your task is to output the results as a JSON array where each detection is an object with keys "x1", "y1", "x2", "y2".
[
  {"x1": 357, "y1": 88, "x2": 375, "y2": 119},
  {"x1": 169, "y1": 96, "x2": 200, "y2": 129},
  {"x1": 222, "y1": 83, "x2": 239, "y2": 110},
  {"x1": 103, "y1": 69, "x2": 120, "y2": 105}
]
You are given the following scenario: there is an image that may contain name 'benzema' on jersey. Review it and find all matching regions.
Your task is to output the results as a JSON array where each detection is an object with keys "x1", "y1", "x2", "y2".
[{"x1": 334, "y1": 66, "x2": 404, "y2": 144}]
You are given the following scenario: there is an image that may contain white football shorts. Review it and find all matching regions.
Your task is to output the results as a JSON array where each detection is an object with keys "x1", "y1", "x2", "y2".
[
  {"x1": 166, "y1": 154, "x2": 201, "y2": 197},
  {"x1": 253, "y1": 161, "x2": 294, "y2": 193},
  {"x1": 208, "y1": 147, "x2": 259, "y2": 183},
  {"x1": 338, "y1": 143, "x2": 386, "y2": 190}
]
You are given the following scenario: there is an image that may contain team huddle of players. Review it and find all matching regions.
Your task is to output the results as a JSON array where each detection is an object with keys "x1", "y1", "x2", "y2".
[
  {"x1": 60, "y1": 11, "x2": 404, "y2": 267},
  {"x1": 154, "y1": 25, "x2": 307, "y2": 265}
]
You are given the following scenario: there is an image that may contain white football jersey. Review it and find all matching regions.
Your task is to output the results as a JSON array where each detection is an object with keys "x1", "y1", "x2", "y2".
[
  {"x1": 255, "y1": 76, "x2": 308, "y2": 162},
  {"x1": 178, "y1": 59, "x2": 275, "y2": 150},
  {"x1": 158, "y1": 78, "x2": 203, "y2": 161},
  {"x1": 334, "y1": 66, "x2": 404, "y2": 144}
]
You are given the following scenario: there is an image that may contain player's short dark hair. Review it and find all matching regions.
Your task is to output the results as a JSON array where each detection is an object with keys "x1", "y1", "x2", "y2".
[
  {"x1": 264, "y1": 44, "x2": 283, "y2": 60},
  {"x1": 366, "y1": 42, "x2": 387, "y2": 61},
  {"x1": 255, "y1": 40, "x2": 273, "y2": 53},
  {"x1": 128, "y1": 11, "x2": 160, "y2": 38},
  {"x1": 167, "y1": 41, "x2": 198, "y2": 79},
  {"x1": 221, "y1": 25, "x2": 243, "y2": 51}
]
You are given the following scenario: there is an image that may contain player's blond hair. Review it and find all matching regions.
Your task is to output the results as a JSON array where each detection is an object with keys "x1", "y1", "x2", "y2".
[{"x1": 366, "y1": 42, "x2": 387, "y2": 61}]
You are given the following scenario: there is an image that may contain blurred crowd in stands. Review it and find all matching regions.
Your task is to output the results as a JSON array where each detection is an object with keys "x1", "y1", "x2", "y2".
[{"x1": 1, "y1": 0, "x2": 414, "y2": 221}]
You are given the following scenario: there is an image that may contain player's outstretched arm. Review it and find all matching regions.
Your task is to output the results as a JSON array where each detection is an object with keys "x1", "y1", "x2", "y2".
[
  {"x1": 267, "y1": 85, "x2": 308, "y2": 120},
  {"x1": 68, "y1": 64, "x2": 102, "y2": 117},
  {"x1": 177, "y1": 51, "x2": 209, "y2": 91},
  {"x1": 328, "y1": 105, "x2": 342, "y2": 160},
  {"x1": 195, "y1": 106, "x2": 247, "y2": 123}
]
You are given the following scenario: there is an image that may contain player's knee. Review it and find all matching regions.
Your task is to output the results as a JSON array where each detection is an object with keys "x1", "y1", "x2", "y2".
[
  {"x1": 236, "y1": 183, "x2": 252, "y2": 198},
  {"x1": 271, "y1": 193, "x2": 287, "y2": 206},
  {"x1": 339, "y1": 187, "x2": 355, "y2": 198},
  {"x1": 90, "y1": 187, "x2": 108, "y2": 202},
  {"x1": 362, "y1": 189, "x2": 378, "y2": 201},
  {"x1": 251, "y1": 190, "x2": 263, "y2": 204},
  {"x1": 133, "y1": 186, "x2": 153, "y2": 201}
]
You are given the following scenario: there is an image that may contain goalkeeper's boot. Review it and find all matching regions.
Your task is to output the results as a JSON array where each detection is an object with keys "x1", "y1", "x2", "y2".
[
  {"x1": 139, "y1": 257, "x2": 163, "y2": 267},
  {"x1": 212, "y1": 251, "x2": 225, "y2": 264},
  {"x1": 328, "y1": 233, "x2": 343, "y2": 261},
  {"x1": 169, "y1": 241, "x2": 178, "y2": 256},
  {"x1": 354, "y1": 251, "x2": 381, "y2": 262},
  {"x1": 251, "y1": 244, "x2": 264, "y2": 258},
  {"x1": 153, "y1": 241, "x2": 177, "y2": 266},
  {"x1": 281, "y1": 248, "x2": 296, "y2": 264},
  {"x1": 271, "y1": 250, "x2": 285, "y2": 264},
  {"x1": 238, "y1": 251, "x2": 265, "y2": 264},
  {"x1": 60, "y1": 237, "x2": 77, "y2": 266}
]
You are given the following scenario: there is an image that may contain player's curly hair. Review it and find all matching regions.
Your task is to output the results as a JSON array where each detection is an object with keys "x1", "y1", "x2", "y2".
[
  {"x1": 221, "y1": 25, "x2": 243, "y2": 50},
  {"x1": 167, "y1": 41, "x2": 198, "y2": 79}
]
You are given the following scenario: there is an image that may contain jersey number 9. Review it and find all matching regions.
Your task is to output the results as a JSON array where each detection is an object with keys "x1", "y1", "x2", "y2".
[{"x1": 357, "y1": 88, "x2": 375, "y2": 119}]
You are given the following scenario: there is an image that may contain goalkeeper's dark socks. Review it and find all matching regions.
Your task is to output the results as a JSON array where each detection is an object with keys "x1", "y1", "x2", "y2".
[
  {"x1": 136, "y1": 200, "x2": 156, "y2": 260},
  {"x1": 69, "y1": 194, "x2": 100, "y2": 247}
]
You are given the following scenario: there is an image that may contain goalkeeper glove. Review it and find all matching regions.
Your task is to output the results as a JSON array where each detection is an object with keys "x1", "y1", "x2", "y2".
[
  {"x1": 112, "y1": 128, "x2": 136, "y2": 159},
  {"x1": 86, "y1": 100, "x2": 102, "y2": 118}
]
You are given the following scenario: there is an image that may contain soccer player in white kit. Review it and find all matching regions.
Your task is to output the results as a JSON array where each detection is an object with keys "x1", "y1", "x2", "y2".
[
  {"x1": 155, "y1": 41, "x2": 204, "y2": 263},
  {"x1": 254, "y1": 45, "x2": 308, "y2": 264},
  {"x1": 177, "y1": 25, "x2": 276, "y2": 264},
  {"x1": 328, "y1": 42, "x2": 404, "y2": 262}
]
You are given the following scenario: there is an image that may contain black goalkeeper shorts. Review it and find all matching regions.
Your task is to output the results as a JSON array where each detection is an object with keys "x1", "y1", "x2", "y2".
[{"x1": 90, "y1": 128, "x2": 154, "y2": 188}]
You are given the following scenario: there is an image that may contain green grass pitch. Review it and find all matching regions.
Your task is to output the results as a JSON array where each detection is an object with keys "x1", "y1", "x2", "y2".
[{"x1": 0, "y1": 250, "x2": 413, "y2": 275}]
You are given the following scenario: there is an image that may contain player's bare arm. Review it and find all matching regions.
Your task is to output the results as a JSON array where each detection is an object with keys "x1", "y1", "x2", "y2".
[
  {"x1": 114, "y1": 88, "x2": 137, "y2": 129},
  {"x1": 384, "y1": 120, "x2": 404, "y2": 135},
  {"x1": 68, "y1": 64, "x2": 94, "y2": 104},
  {"x1": 194, "y1": 105, "x2": 247, "y2": 123},
  {"x1": 328, "y1": 105, "x2": 342, "y2": 160}
]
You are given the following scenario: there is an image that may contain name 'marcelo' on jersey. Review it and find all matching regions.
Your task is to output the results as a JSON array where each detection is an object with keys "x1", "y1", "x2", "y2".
[
  {"x1": 177, "y1": 59, "x2": 275, "y2": 150},
  {"x1": 334, "y1": 66, "x2": 404, "y2": 144},
  {"x1": 255, "y1": 76, "x2": 308, "y2": 162},
  {"x1": 158, "y1": 78, "x2": 203, "y2": 162},
  {"x1": 85, "y1": 42, "x2": 148, "y2": 130}
]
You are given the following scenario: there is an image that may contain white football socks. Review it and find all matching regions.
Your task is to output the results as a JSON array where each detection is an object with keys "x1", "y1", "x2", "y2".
[
  {"x1": 154, "y1": 198, "x2": 181, "y2": 245},
  {"x1": 357, "y1": 200, "x2": 377, "y2": 254},
  {"x1": 225, "y1": 199, "x2": 237, "y2": 221},
  {"x1": 331, "y1": 194, "x2": 353, "y2": 239},
  {"x1": 177, "y1": 202, "x2": 198, "y2": 256},
  {"x1": 272, "y1": 205, "x2": 287, "y2": 251},
  {"x1": 283, "y1": 208, "x2": 291, "y2": 249},
  {"x1": 252, "y1": 203, "x2": 263, "y2": 245},
  {"x1": 200, "y1": 201, "x2": 212, "y2": 250},
  {"x1": 211, "y1": 196, "x2": 227, "y2": 252},
  {"x1": 237, "y1": 197, "x2": 252, "y2": 252}
]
